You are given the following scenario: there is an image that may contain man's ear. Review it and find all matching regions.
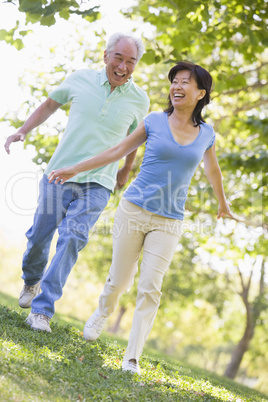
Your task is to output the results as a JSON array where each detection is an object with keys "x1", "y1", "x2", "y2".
[
  {"x1": 103, "y1": 50, "x2": 108, "y2": 64},
  {"x1": 197, "y1": 89, "x2": 206, "y2": 100}
]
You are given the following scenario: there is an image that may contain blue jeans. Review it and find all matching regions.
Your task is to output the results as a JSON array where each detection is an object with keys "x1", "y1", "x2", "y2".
[{"x1": 22, "y1": 174, "x2": 111, "y2": 318}]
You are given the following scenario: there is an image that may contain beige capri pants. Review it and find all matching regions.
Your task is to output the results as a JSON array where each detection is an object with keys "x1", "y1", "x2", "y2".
[{"x1": 98, "y1": 197, "x2": 182, "y2": 362}]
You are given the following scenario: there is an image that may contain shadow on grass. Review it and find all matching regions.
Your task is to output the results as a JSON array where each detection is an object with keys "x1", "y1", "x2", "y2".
[
  {"x1": 1, "y1": 296, "x2": 267, "y2": 402},
  {"x1": 0, "y1": 303, "x2": 226, "y2": 402},
  {"x1": 0, "y1": 290, "x2": 19, "y2": 309},
  {"x1": 0, "y1": 303, "x2": 106, "y2": 401},
  {"x1": 0, "y1": 289, "x2": 84, "y2": 330}
]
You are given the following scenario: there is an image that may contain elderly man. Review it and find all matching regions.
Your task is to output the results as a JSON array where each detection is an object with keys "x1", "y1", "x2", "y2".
[{"x1": 4, "y1": 32, "x2": 150, "y2": 332}]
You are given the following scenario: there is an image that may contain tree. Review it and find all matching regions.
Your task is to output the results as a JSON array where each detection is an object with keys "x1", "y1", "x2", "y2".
[
  {"x1": 223, "y1": 245, "x2": 268, "y2": 378},
  {"x1": 0, "y1": 0, "x2": 100, "y2": 49}
]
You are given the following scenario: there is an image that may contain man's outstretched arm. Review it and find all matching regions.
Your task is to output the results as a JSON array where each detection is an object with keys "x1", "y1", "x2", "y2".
[{"x1": 4, "y1": 98, "x2": 62, "y2": 154}]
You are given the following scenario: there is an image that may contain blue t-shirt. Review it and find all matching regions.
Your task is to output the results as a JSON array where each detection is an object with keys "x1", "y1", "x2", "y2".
[{"x1": 124, "y1": 111, "x2": 215, "y2": 220}]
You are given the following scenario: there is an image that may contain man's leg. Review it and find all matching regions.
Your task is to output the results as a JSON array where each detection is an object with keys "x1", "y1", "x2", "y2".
[
  {"x1": 123, "y1": 217, "x2": 181, "y2": 364},
  {"x1": 30, "y1": 182, "x2": 111, "y2": 319},
  {"x1": 20, "y1": 175, "x2": 71, "y2": 307}
]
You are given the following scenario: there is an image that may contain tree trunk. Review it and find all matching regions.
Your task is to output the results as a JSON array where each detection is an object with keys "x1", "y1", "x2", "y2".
[
  {"x1": 108, "y1": 305, "x2": 127, "y2": 334},
  {"x1": 224, "y1": 318, "x2": 255, "y2": 379},
  {"x1": 224, "y1": 259, "x2": 266, "y2": 379}
]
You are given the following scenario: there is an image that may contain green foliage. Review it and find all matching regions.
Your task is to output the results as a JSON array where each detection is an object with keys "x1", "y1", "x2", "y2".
[
  {"x1": 1, "y1": 0, "x2": 100, "y2": 48},
  {"x1": 0, "y1": 21, "x2": 30, "y2": 50},
  {"x1": 1, "y1": 305, "x2": 267, "y2": 401},
  {"x1": 9, "y1": 0, "x2": 100, "y2": 24},
  {"x1": 127, "y1": 0, "x2": 268, "y2": 228},
  {"x1": 17, "y1": 0, "x2": 100, "y2": 26},
  {"x1": 128, "y1": 0, "x2": 268, "y2": 63}
]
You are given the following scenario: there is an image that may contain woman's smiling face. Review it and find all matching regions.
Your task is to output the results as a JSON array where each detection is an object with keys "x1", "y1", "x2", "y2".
[{"x1": 169, "y1": 70, "x2": 206, "y2": 110}]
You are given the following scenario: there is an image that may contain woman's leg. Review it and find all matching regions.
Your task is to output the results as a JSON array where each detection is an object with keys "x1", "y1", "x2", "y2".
[
  {"x1": 98, "y1": 199, "x2": 147, "y2": 317},
  {"x1": 123, "y1": 220, "x2": 181, "y2": 363}
]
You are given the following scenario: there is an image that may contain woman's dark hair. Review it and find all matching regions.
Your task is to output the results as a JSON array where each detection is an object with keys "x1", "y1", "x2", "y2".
[{"x1": 164, "y1": 61, "x2": 213, "y2": 126}]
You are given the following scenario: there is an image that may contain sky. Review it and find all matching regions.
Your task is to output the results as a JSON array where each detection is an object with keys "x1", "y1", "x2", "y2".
[{"x1": 0, "y1": 0, "x2": 142, "y2": 245}]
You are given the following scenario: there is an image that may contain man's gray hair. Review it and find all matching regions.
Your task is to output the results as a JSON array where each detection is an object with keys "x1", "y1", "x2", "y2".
[{"x1": 106, "y1": 32, "x2": 145, "y2": 62}]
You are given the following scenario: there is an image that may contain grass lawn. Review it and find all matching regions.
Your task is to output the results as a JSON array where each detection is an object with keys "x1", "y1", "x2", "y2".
[{"x1": 0, "y1": 293, "x2": 268, "y2": 402}]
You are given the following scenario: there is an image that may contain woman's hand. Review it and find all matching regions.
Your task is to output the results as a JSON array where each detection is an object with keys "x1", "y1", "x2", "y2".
[
  {"x1": 48, "y1": 166, "x2": 78, "y2": 185},
  {"x1": 217, "y1": 202, "x2": 235, "y2": 220}
]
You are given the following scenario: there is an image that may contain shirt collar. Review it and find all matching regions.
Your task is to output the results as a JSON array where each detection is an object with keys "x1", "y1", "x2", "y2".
[{"x1": 100, "y1": 67, "x2": 133, "y2": 94}]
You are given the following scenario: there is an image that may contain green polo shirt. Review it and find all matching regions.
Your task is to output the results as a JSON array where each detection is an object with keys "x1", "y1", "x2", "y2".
[{"x1": 45, "y1": 68, "x2": 150, "y2": 190}]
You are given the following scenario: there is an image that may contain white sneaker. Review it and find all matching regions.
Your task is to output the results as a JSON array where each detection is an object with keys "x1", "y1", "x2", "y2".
[
  {"x1": 122, "y1": 359, "x2": 141, "y2": 375},
  {"x1": 83, "y1": 308, "x2": 108, "y2": 341},
  {"x1": 19, "y1": 281, "x2": 41, "y2": 308},
  {"x1": 26, "y1": 312, "x2": 51, "y2": 333}
]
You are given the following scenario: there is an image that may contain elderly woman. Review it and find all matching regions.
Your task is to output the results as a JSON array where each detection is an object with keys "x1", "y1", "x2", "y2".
[{"x1": 49, "y1": 61, "x2": 234, "y2": 375}]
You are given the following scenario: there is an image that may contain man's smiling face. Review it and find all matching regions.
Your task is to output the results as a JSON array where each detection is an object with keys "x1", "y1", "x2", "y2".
[{"x1": 104, "y1": 38, "x2": 138, "y2": 91}]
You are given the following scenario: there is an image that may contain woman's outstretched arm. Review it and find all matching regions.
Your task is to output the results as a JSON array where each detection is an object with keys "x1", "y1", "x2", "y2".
[
  {"x1": 48, "y1": 120, "x2": 147, "y2": 184},
  {"x1": 203, "y1": 142, "x2": 235, "y2": 220}
]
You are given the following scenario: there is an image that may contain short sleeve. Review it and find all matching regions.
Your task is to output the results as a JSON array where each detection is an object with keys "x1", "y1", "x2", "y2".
[
  {"x1": 48, "y1": 71, "x2": 78, "y2": 105},
  {"x1": 128, "y1": 95, "x2": 150, "y2": 134},
  {"x1": 206, "y1": 129, "x2": 216, "y2": 151},
  {"x1": 143, "y1": 112, "x2": 153, "y2": 138}
]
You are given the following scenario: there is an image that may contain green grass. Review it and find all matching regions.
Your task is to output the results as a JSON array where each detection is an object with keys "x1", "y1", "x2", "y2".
[{"x1": 1, "y1": 303, "x2": 268, "y2": 402}]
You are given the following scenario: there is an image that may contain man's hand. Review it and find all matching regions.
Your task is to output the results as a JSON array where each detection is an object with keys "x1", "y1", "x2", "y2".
[
  {"x1": 4, "y1": 132, "x2": 26, "y2": 154},
  {"x1": 4, "y1": 98, "x2": 62, "y2": 155},
  {"x1": 115, "y1": 166, "x2": 131, "y2": 190},
  {"x1": 48, "y1": 167, "x2": 78, "y2": 185}
]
